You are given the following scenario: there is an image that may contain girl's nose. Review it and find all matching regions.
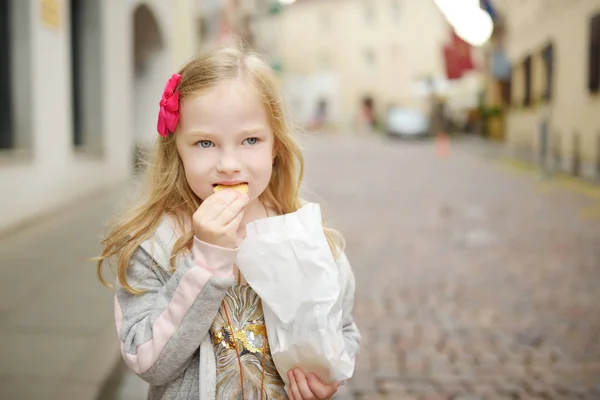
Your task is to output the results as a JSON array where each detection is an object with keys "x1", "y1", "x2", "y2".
[{"x1": 216, "y1": 153, "x2": 242, "y2": 174}]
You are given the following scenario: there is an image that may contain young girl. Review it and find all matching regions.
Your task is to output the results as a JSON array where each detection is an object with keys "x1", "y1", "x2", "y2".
[{"x1": 97, "y1": 41, "x2": 360, "y2": 400}]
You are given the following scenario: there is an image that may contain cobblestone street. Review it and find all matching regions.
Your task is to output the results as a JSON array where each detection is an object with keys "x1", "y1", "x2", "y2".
[{"x1": 301, "y1": 134, "x2": 600, "y2": 400}]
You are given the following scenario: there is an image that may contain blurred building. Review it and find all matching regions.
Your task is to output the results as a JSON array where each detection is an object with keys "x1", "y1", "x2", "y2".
[
  {"x1": 498, "y1": 0, "x2": 600, "y2": 179},
  {"x1": 273, "y1": 0, "x2": 482, "y2": 132},
  {"x1": 0, "y1": 0, "x2": 200, "y2": 232}
]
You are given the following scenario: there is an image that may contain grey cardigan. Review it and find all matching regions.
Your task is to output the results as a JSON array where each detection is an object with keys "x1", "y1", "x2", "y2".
[{"x1": 114, "y1": 216, "x2": 361, "y2": 399}]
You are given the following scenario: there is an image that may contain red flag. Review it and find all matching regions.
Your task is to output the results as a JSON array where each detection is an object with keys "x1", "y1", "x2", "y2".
[
  {"x1": 443, "y1": 29, "x2": 475, "y2": 80},
  {"x1": 443, "y1": 44, "x2": 463, "y2": 80}
]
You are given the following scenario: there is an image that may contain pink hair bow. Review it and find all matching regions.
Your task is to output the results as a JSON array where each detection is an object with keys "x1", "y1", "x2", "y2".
[{"x1": 157, "y1": 73, "x2": 182, "y2": 137}]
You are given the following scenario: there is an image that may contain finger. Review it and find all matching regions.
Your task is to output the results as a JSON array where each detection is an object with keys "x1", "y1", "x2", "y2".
[
  {"x1": 200, "y1": 189, "x2": 238, "y2": 214},
  {"x1": 223, "y1": 207, "x2": 245, "y2": 232},
  {"x1": 288, "y1": 370, "x2": 301, "y2": 400},
  {"x1": 307, "y1": 374, "x2": 337, "y2": 399},
  {"x1": 216, "y1": 193, "x2": 248, "y2": 226},
  {"x1": 201, "y1": 190, "x2": 240, "y2": 219},
  {"x1": 294, "y1": 369, "x2": 316, "y2": 400}
]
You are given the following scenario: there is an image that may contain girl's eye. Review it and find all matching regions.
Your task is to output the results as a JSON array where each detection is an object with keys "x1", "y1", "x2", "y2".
[
  {"x1": 243, "y1": 137, "x2": 259, "y2": 145},
  {"x1": 197, "y1": 140, "x2": 214, "y2": 148}
]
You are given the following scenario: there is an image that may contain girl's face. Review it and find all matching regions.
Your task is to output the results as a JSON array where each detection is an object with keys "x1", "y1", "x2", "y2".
[{"x1": 175, "y1": 78, "x2": 275, "y2": 204}]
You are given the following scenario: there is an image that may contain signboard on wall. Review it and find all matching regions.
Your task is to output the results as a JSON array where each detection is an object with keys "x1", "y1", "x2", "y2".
[{"x1": 41, "y1": 0, "x2": 61, "y2": 30}]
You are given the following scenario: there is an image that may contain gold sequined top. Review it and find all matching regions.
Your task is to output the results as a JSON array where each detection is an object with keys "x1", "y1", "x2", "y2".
[{"x1": 210, "y1": 283, "x2": 287, "y2": 399}]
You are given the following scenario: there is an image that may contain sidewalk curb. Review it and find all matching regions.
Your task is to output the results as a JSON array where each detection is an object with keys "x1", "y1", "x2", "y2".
[
  {"x1": 497, "y1": 156, "x2": 600, "y2": 201},
  {"x1": 0, "y1": 180, "x2": 127, "y2": 241},
  {"x1": 452, "y1": 136, "x2": 600, "y2": 202}
]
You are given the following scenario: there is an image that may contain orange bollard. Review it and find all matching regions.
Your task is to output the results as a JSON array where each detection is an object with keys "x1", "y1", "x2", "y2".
[{"x1": 436, "y1": 131, "x2": 450, "y2": 158}]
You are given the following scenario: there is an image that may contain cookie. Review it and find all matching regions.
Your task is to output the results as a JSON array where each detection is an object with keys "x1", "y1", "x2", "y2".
[{"x1": 213, "y1": 183, "x2": 248, "y2": 194}]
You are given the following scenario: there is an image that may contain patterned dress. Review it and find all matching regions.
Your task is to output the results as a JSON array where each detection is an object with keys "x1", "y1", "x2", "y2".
[{"x1": 210, "y1": 283, "x2": 287, "y2": 399}]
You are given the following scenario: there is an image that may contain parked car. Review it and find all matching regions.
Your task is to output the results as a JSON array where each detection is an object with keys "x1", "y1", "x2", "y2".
[{"x1": 385, "y1": 107, "x2": 431, "y2": 139}]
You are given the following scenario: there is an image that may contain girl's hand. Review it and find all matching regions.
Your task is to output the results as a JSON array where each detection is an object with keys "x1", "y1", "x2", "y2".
[
  {"x1": 286, "y1": 368, "x2": 340, "y2": 400},
  {"x1": 192, "y1": 189, "x2": 249, "y2": 249}
]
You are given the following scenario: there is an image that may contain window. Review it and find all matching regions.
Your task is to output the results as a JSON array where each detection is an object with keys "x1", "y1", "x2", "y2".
[
  {"x1": 391, "y1": 0, "x2": 401, "y2": 21},
  {"x1": 364, "y1": 3, "x2": 375, "y2": 25},
  {"x1": 542, "y1": 43, "x2": 554, "y2": 101},
  {"x1": 0, "y1": 0, "x2": 31, "y2": 153},
  {"x1": 364, "y1": 48, "x2": 376, "y2": 68},
  {"x1": 70, "y1": 0, "x2": 103, "y2": 152},
  {"x1": 391, "y1": 44, "x2": 401, "y2": 59},
  {"x1": 523, "y1": 56, "x2": 532, "y2": 106},
  {"x1": 320, "y1": 11, "x2": 331, "y2": 31},
  {"x1": 501, "y1": 76, "x2": 512, "y2": 106},
  {"x1": 0, "y1": 0, "x2": 13, "y2": 149},
  {"x1": 197, "y1": 16, "x2": 208, "y2": 49},
  {"x1": 319, "y1": 51, "x2": 332, "y2": 69},
  {"x1": 588, "y1": 13, "x2": 600, "y2": 93},
  {"x1": 70, "y1": 0, "x2": 83, "y2": 147}
]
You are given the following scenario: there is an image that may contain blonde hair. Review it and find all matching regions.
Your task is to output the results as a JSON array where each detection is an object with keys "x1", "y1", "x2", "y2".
[{"x1": 96, "y1": 41, "x2": 344, "y2": 295}]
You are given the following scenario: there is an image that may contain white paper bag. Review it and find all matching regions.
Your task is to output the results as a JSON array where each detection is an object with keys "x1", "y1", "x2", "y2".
[{"x1": 237, "y1": 203, "x2": 355, "y2": 386}]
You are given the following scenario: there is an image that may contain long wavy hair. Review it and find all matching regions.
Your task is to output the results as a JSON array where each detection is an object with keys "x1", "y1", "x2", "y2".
[{"x1": 96, "y1": 41, "x2": 345, "y2": 295}]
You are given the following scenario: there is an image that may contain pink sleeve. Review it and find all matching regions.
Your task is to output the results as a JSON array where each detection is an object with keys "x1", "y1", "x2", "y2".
[{"x1": 192, "y1": 236, "x2": 237, "y2": 278}]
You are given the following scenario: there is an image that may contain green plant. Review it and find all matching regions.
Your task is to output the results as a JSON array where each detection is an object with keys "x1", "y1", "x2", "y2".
[{"x1": 478, "y1": 105, "x2": 503, "y2": 118}]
